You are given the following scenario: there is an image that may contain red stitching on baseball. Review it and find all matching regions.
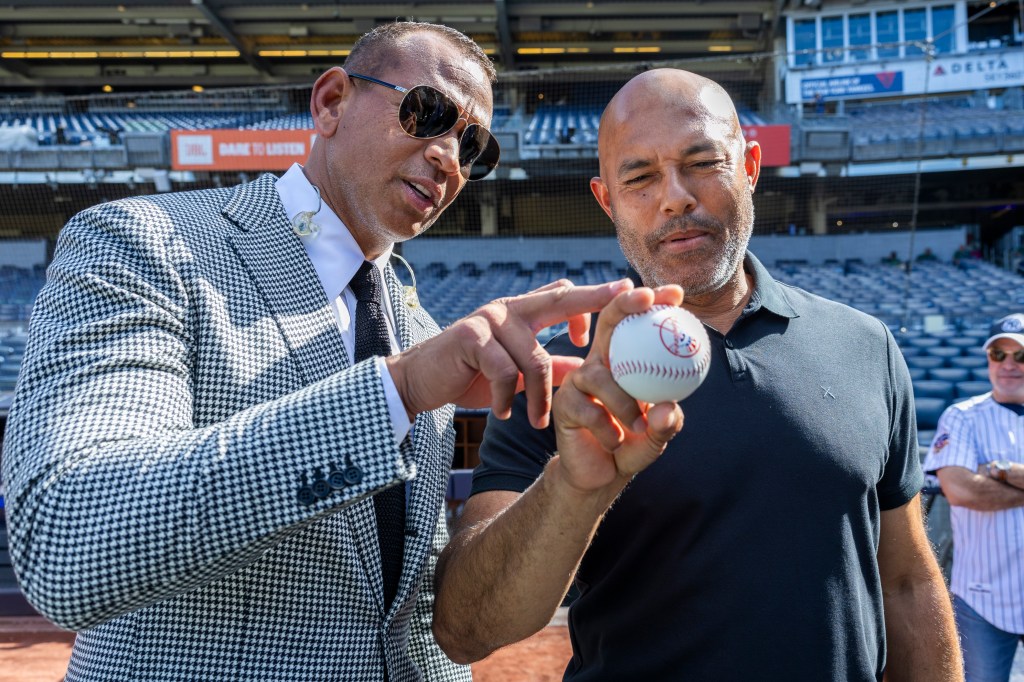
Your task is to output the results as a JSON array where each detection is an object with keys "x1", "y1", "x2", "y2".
[{"x1": 611, "y1": 354, "x2": 709, "y2": 381}]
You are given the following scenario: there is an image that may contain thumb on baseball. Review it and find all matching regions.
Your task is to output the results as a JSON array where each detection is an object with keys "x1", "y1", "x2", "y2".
[{"x1": 591, "y1": 285, "x2": 685, "y2": 360}]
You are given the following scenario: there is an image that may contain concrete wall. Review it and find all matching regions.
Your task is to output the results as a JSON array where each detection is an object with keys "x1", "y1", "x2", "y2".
[{"x1": 403, "y1": 227, "x2": 967, "y2": 270}]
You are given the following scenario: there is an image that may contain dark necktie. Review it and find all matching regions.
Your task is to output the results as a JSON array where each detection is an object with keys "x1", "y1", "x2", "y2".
[{"x1": 349, "y1": 260, "x2": 406, "y2": 611}]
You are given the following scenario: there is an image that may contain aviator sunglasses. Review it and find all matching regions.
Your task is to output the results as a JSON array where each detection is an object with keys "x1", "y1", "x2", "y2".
[
  {"x1": 348, "y1": 73, "x2": 500, "y2": 181},
  {"x1": 987, "y1": 347, "x2": 1024, "y2": 364}
]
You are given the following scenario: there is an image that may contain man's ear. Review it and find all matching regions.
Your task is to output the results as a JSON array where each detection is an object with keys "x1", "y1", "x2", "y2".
[
  {"x1": 310, "y1": 67, "x2": 351, "y2": 138},
  {"x1": 744, "y1": 140, "x2": 762, "y2": 192},
  {"x1": 590, "y1": 176, "x2": 614, "y2": 220}
]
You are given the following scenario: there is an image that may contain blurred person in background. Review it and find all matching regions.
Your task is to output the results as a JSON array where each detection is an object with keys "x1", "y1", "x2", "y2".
[
  {"x1": 433, "y1": 68, "x2": 961, "y2": 681},
  {"x1": 925, "y1": 313, "x2": 1024, "y2": 682},
  {"x1": 1, "y1": 21, "x2": 628, "y2": 681}
]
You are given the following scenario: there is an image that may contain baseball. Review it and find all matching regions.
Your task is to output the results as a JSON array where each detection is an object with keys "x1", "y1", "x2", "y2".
[{"x1": 608, "y1": 304, "x2": 711, "y2": 403}]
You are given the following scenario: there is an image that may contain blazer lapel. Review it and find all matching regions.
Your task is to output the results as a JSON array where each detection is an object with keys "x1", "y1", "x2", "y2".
[
  {"x1": 223, "y1": 174, "x2": 347, "y2": 383},
  {"x1": 384, "y1": 265, "x2": 452, "y2": 617},
  {"x1": 223, "y1": 174, "x2": 386, "y2": 615}
]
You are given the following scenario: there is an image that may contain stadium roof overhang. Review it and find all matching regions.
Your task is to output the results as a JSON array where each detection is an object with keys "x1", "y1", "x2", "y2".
[{"x1": 0, "y1": 0, "x2": 779, "y2": 91}]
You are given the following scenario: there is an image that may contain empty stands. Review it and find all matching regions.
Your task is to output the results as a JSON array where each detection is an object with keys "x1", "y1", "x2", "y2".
[{"x1": 2, "y1": 256, "x2": 1018, "y2": 435}]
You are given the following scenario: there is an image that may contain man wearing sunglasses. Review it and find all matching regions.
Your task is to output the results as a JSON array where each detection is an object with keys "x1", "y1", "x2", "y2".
[
  {"x1": 2, "y1": 21, "x2": 634, "y2": 681},
  {"x1": 925, "y1": 313, "x2": 1024, "y2": 682},
  {"x1": 435, "y1": 68, "x2": 960, "y2": 680}
]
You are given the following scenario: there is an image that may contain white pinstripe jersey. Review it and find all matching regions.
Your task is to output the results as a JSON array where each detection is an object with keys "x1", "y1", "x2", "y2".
[{"x1": 924, "y1": 393, "x2": 1024, "y2": 634}]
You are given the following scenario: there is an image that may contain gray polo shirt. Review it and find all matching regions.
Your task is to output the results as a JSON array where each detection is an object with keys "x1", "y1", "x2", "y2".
[{"x1": 473, "y1": 251, "x2": 922, "y2": 681}]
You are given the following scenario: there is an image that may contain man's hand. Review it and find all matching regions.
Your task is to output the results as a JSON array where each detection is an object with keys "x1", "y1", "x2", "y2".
[
  {"x1": 552, "y1": 285, "x2": 686, "y2": 498},
  {"x1": 386, "y1": 278, "x2": 634, "y2": 428}
]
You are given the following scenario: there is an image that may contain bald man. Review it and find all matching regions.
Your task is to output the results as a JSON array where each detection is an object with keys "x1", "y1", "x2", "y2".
[{"x1": 433, "y1": 69, "x2": 961, "y2": 681}]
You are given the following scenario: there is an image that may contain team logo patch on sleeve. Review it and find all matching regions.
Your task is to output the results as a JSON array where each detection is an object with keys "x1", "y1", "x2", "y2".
[{"x1": 932, "y1": 432, "x2": 950, "y2": 452}]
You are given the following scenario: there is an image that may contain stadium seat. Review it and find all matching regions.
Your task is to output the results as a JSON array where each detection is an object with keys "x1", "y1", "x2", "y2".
[
  {"x1": 944, "y1": 337, "x2": 977, "y2": 350},
  {"x1": 948, "y1": 356, "x2": 987, "y2": 370},
  {"x1": 955, "y1": 380, "x2": 991, "y2": 398},
  {"x1": 971, "y1": 367, "x2": 991, "y2": 381},
  {"x1": 923, "y1": 346, "x2": 962, "y2": 359},
  {"x1": 928, "y1": 368, "x2": 970, "y2": 382},
  {"x1": 0, "y1": 367, "x2": 20, "y2": 392},
  {"x1": 906, "y1": 337, "x2": 942, "y2": 348},
  {"x1": 907, "y1": 367, "x2": 927, "y2": 381},
  {"x1": 915, "y1": 397, "x2": 949, "y2": 430},
  {"x1": 905, "y1": 356, "x2": 946, "y2": 371},
  {"x1": 912, "y1": 380, "x2": 955, "y2": 402},
  {"x1": 918, "y1": 429, "x2": 936, "y2": 447}
]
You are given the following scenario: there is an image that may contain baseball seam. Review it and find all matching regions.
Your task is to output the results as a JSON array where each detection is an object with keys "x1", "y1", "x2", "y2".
[{"x1": 610, "y1": 348, "x2": 711, "y2": 382}]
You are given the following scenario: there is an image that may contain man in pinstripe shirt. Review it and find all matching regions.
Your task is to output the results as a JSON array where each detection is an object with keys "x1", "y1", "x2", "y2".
[{"x1": 926, "y1": 313, "x2": 1024, "y2": 682}]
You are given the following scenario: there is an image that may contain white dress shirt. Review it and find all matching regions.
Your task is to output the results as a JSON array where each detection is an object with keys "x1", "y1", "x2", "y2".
[{"x1": 275, "y1": 163, "x2": 412, "y2": 445}]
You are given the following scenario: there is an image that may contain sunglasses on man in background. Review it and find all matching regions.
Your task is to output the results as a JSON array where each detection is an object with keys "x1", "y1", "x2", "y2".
[{"x1": 987, "y1": 347, "x2": 1024, "y2": 364}]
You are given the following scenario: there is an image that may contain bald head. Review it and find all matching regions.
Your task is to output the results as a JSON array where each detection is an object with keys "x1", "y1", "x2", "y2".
[
  {"x1": 588, "y1": 67, "x2": 761, "y2": 301},
  {"x1": 598, "y1": 69, "x2": 744, "y2": 178}
]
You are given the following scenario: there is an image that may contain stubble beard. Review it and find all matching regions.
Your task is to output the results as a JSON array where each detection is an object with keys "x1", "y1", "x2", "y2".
[
  {"x1": 325, "y1": 140, "x2": 448, "y2": 254},
  {"x1": 614, "y1": 192, "x2": 754, "y2": 296}
]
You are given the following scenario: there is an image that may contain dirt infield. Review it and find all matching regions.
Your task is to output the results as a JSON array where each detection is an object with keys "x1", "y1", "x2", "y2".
[
  {"x1": 4, "y1": 615, "x2": 1024, "y2": 680},
  {"x1": 471, "y1": 625, "x2": 572, "y2": 681},
  {"x1": 0, "y1": 616, "x2": 571, "y2": 681}
]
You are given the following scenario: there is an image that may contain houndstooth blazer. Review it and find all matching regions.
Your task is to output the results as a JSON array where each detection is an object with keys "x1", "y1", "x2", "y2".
[{"x1": 1, "y1": 173, "x2": 471, "y2": 681}]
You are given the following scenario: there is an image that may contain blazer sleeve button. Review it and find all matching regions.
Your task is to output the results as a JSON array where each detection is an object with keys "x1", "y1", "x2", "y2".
[
  {"x1": 297, "y1": 486, "x2": 315, "y2": 506},
  {"x1": 343, "y1": 466, "x2": 363, "y2": 486},
  {"x1": 312, "y1": 478, "x2": 332, "y2": 498},
  {"x1": 327, "y1": 469, "x2": 348, "y2": 489}
]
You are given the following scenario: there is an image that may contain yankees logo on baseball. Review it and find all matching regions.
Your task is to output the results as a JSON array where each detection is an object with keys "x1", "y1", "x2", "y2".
[
  {"x1": 609, "y1": 305, "x2": 711, "y2": 404},
  {"x1": 658, "y1": 316, "x2": 701, "y2": 358}
]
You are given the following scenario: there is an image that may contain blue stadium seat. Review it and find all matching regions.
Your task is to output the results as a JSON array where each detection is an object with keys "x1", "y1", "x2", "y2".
[
  {"x1": 905, "y1": 356, "x2": 947, "y2": 371},
  {"x1": 944, "y1": 337, "x2": 977, "y2": 350},
  {"x1": 913, "y1": 380, "x2": 955, "y2": 402},
  {"x1": 923, "y1": 346, "x2": 962, "y2": 359},
  {"x1": 928, "y1": 367, "x2": 970, "y2": 382},
  {"x1": 907, "y1": 367, "x2": 927, "y2": 381},
  {"x1": 948, "y1": 356, "x2": 987, "y2": 370},
  {"x1": 906, "y1": 337, "x2": 942, "y2": 348},
  {"x1": 915, "y1": 397, "x2": 949, "y2": 430},
  {"x1": 955, "y1": 380, "x2": 992, "y2": 398}
]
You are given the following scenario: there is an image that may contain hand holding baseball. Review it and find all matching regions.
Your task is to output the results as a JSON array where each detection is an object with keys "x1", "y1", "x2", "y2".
[
  {"x1": 386, "y1": 278, "x2": 634, "y2": 429},
  {"x1": 551, "y1": 285, "x2": 687, "y2": 499}
]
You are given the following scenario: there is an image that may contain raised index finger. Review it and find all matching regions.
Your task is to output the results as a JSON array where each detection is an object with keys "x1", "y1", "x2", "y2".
[{"x1": 507, "y1": 279, "x2": 634, "y2": 341}]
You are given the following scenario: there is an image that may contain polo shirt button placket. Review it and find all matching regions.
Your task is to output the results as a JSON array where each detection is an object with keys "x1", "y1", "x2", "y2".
[{"x1": 722, "y1": 337, "x2": 747, "y2": 381}]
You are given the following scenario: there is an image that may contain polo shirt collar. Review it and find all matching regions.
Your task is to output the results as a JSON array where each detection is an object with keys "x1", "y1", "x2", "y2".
[
  {"x1": 626, "y1": 250, "x2": 799, "y2": 320},
  {"x1": 742, "y1": 252, "x2": 799, "y2": 320}
]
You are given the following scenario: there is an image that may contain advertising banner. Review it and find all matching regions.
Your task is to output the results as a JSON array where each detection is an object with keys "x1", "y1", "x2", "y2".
[
  {"x1": 741, "y1": 124, "x2": 791, "y2": 167},
  {"x1": 171, "y1": 129, "x2": 317, "y2": 171},
  {"x1": 787, "y1": 50, "x2": 1024, "y2": 103},
  {"x1": 800, "y1": 72, "x2": 904, "y2": 100}
]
